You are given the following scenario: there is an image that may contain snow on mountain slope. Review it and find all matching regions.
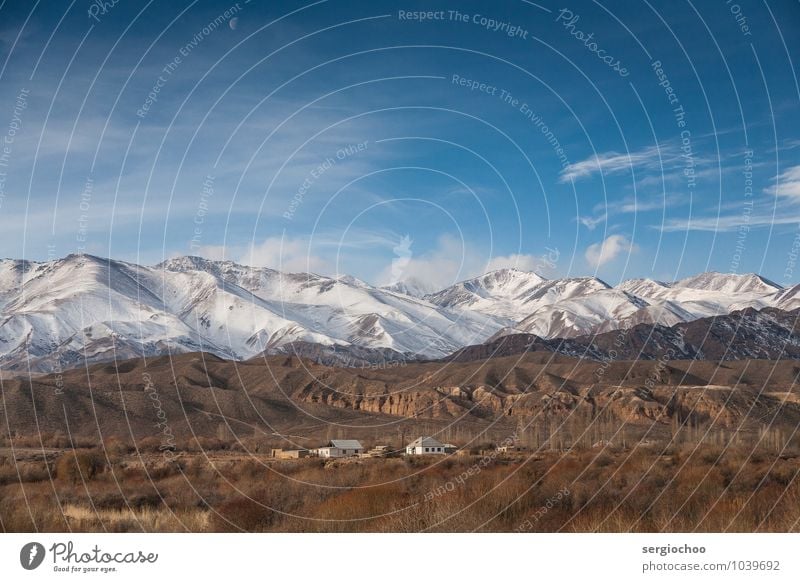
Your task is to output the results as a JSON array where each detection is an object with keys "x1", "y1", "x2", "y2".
[
  {"x1": 616, "y1": 278, "x2": 671, "y2": 299},
  {"x1": 616, "y1": 272, "x2": 781, "y2": 323},
  {"x1": 0, "y1": 260, "x2": 46, "y2": 310},
  {"x1": 425, "y1": 270, "x2": 784, "y2": 340},
  {"x1": 0, "y1": 254, "x2": 794, "y2": 371},
  {"x1": 424, "y1": 268, "x2": 548, "y2": 320},
  {"x1": 0, "y1": 255, "x2": 264, "y2": 368},
  {"x1": 674, "y1": 272, "x2": 781, "y2": 295},
  {"x1": 515, "y1": 277, "x2": 611, "y2": 309},
  {"x1": 157, "y1": 258, "x2": 505, "y2": 356},
  {"x1": 380, "y1": 277, "x2": 438, "y2": 298},
  {"x1": 0, "y1": 255, "x2": 506, "y2": 371},
  {"x1": 426, "y1": 273, "x2": 650, "y2": 338},
  {"x1": 511, "y1": 289, "x2": 648, "y2": 338},
  {"x1": 770, "y1": 284, "x2": 800, "y2": 311},
  {"x1": 613, "y1": 300, "x2": 699, "y2": 330},
  {"x1": 618, "y1": 273, "x2": 780, "y2": 306}
]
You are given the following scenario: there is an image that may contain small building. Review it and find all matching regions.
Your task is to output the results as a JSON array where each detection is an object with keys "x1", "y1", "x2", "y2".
[
  {"x1": 270, "y1": 448, "x2": 310, "y2": 459},
  {"x1": 443, "y1": 443, "x2": 458, "y2": 454},
  {"x1": 314, "y1": 439, "x2": 364, "y2": 458},
  {"x1": 406, "y1": 436, "x2": 446, "y2": 455}
]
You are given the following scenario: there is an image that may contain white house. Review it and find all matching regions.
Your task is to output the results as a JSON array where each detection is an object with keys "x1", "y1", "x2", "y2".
[
  {"x1": 314, "y1": 439, "x2": 364, "y2": 458},
  {"x1": 406, "y1": 436, "x2": 446, "y2": 455}
]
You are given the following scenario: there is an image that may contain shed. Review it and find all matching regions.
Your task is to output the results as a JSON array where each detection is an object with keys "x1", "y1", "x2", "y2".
[
  {"x1": 314, "y1": 439, "x2": 364, "y2": 458},
  {"x1": 270, "y1": 448, "x2": 310, "y2": 459},
  {"x1": 406, "y1": 436, "x2": 446, "y2": 455}
]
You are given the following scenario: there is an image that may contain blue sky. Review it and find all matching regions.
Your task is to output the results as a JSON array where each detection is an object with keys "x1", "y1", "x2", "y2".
[{"x1": 0, "y1": 0, "x2": 798, "y2": 289}]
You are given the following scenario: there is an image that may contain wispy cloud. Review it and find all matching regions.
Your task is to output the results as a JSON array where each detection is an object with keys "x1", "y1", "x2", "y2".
[
  {"x1": 577, "y1": 211, "x2": 608, "y2": 230},
  {"x1": 241, "y1": 237, "x2": 331, "y2": 274},
  {"x1": 576, "y1": 194, "x2": 686, "y2": 230},
  {"x1": 373, "y1": 234, "x2": 560, "y2": 290},
  {"x1": 560, "y1": 141, "x2": 719, "y2": 187},
  {"x1": 657, "y1": 211, "x2": 795, "y2": 233},
  {"x1": 485, "y1": 252, "x2": 559, "y2": 276},
  {"x1": 658, "y1": 166, "x2": 800, "y2": 232},
  {"x1": 614, "y1": 196, "x2": 678, "y2": 213},
  {"x1": 560, "y1": 146, "x2": 664, "y2": 183},
  {"x1": 585, "y1": 234, "x2": 636, "y2": 267},
  {"x1": 193, "y1": 236, "x2": 333, "y2": 275},
  {"x1": 765, "y1": 165, "x2": 800, "y2": 200},
  {"x1": 191, "y1": 232, "x2": 561, "y2": 288}
]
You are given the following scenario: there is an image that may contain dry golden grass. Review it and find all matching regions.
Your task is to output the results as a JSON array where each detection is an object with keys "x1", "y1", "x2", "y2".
[
  {"x1": 1, "y1": 443, "x2": 799, "y2": 532},
  {"x1": 61, "y1": 504, "x2": 210, "y2": 532}
]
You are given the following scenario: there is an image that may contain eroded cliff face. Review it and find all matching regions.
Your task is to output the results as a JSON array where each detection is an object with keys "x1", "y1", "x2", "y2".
[
  {"x1": 290, "y1": 373, "x2": 799, "y2": 431},
  {"x1": 5, "y1": 351, "x2": 800, "y2": 441}
]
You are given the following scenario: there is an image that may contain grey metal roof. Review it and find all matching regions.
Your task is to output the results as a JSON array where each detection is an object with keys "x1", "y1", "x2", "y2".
[
  {"x1": 328, "y1": 439, "x2": 364, "y2": 449},
  {"x1": 408, "y1": 436, "x2": 444, "y2": 448}
]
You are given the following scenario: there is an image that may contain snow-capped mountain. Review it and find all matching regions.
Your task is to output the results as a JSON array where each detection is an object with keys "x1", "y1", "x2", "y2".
[
  {"x1": 454, "y1": 271, "x2": 786, "y2": 339},
  {"x1": 0, "y1": 254, "x2": 504, "y2": 371},
  {"x1": 614, "y1": 272, "x2": 782, "y2": 329},
  {"x1": 425, "y1": 268, "x2": 548, "y2": 320},
  {"x1": 0, "y1": 254, "x2": 794, "y2": 372},
  {"x1": 380, "y1": 277, "x2": 438, "y2": 299},
  {"x1": 772, "y1": 283, "x2": 800, "y2": 311},
  {"x1": 449, "y1": 307, "x2": 800, "y2": 363},
  {"x1": 511, "y1": 288, "x2": 650, "y2": 338},
  {"x1": 674, "y1": 272, "x2": 780, "y2": 295},
  {"x1": 618, "y1": 272, "x2": 780, "y2": 307}
]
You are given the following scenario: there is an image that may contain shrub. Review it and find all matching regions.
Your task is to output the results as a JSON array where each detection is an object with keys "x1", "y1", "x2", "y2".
[
  {"x1": 210, "y1": 495, "x2": 276, "y2": 532},
  {"x1": 56, "y1": 451, "x2": 105, "y2": 483},
  {"x1": 136, "y1": 436, "x2": 163, "y2": 453},
  {"x1": 104, "y1": 437, "x2": 130, "y2": 458}
]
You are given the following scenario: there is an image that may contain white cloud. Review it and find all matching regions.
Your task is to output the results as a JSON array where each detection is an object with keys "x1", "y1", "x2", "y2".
[
  {"x1": 559, "y1": 142, "x2": 715, "y2": 185},
  {"x1": 374, "y1": 234, "x2": 559, "y2": 291},
  {"x1": 658, "y1": 211, "x2": 800, "y2": 233},
  {"x1": 616, "y1": 197, "x2": 672, "y2": 213},
  {"x1": 577, "y1": 211, "x2": 607, "y2": 230},
  {"x1": 375, "y1": 234, "x2": 464, "y2": 290},
  {"x1": 241, "y1": 237, "x2": 331, "y2": 274},
  {"x1": 484, "y1": 254, "x2": 548, "y2": 274},
  {"x1": 577, "y1": 194, "x2": 688, "y2": 231},
  {"x1": 190, "y1": 244, "x2": 229, "y2": 261},
  {"x1": 193, "y1": 237, "x2": 331, "y2": 274},
  {"x1": 765, "y1": 165, "x2": 800, "y2": 200},
  {"x1": 585, "y1": 234, "x2": 635, "y2": 267},
  {"x1": 191, "y1": 233, "x2": 559, "y2": 291},
  {"x1": 560, "y1": 147, "x2": 662, "y2": 183},
  {"x1": 655, "y1": 167, "x2": 800, "y2": 232}
]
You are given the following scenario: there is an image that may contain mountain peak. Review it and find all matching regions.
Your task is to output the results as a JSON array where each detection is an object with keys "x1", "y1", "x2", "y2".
[
  {"x1": 483, "y1": 266, "x2": 545, "y2": 277},
  {"x1": 157, "y1": 255, "x2": 230, "y2": 271},
  {"x1": 381, "y1": 277, "x2": 437, "y2": 298},
  {"x1": 424, "y1": 268, "x2": 550, "y2": 320},
  {"x1": 465, "y1": 267, "x2": 547, "y2": 289},
  {"x1": 674, "y1": 272, "x2": 782, "y2": 294},
  {"x1": 335, "y1": 274, "x2": 371, "y2": 288},
  {"x1": 0, "y1": 252, "x2": 793, "y2": 374}
]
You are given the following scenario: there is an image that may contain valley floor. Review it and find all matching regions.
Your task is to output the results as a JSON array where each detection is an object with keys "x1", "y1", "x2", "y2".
[{"x1": 2, "y1": 443, "x2": 799, "y2": 533}]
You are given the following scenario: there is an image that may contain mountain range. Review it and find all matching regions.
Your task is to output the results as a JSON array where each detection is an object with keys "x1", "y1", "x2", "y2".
[
  {"x1": 1, "y1": 253, "x2": 798, "y2": 372},
  {"x1": 447, "y1": 307, "x2": 800, "y2": 363}
]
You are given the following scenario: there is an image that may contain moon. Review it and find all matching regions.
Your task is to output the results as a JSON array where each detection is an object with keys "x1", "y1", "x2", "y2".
[{"x1": 229, "y1": 17, "x2": 238, "y2": 30}]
